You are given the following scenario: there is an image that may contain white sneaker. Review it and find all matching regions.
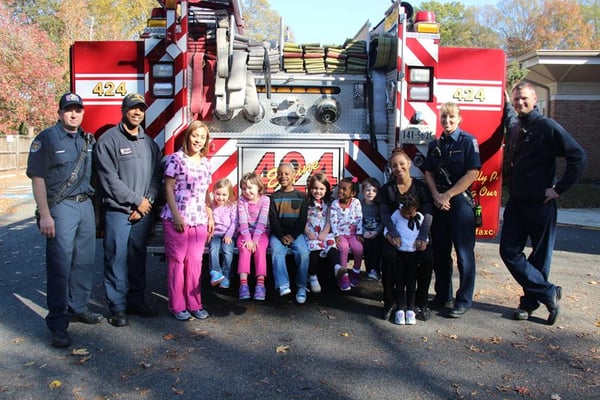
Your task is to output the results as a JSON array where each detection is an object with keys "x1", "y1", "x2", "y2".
[
  {"x1": 394, "y1": 310, "x2": 405, "y2": 325},
  {"x1": 296, "y1": 287, "x2": 307, "y2": 304},
  {"x1": 279, "y1": 286, "x2": 292, "y2": 296},
  {"x1": 367, "y1": 269, "x2": 380, "y2": 280},
  {"x1": 309, "y1": 275, "x2": 321, "y2": 293},
  {"x1": 405, "y1": 310, "x2": 417, "y2": 325}
]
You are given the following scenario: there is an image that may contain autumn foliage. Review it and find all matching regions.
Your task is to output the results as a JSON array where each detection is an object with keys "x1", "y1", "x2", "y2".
[
  {"x1": 0, "y1": 2, "x2": 65, "y2": 135},
  {"x1": 1, "y1": 0, "x2": 598, "y2": 135}
]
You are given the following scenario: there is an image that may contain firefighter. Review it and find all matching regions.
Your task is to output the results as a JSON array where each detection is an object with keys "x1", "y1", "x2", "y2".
[
  {"x1": 500, "y1": 82, "x2": 587, "y2": 325},
  {"x1": 94, "y1": 93, "x2": 163, "y2": 327},
  {"x1": 424, "y1": 102, "x2": 481, "y2": 318},
  {"x1": 27, "y1": 93, "x2": 102, "y2": 348}
]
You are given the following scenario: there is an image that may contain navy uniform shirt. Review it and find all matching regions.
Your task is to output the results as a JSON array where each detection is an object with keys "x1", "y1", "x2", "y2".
[
  {"x1": 504, "y1": 106, "x2": 587, "y2": 204},
  {"x1": 423, "y1": 128, "x2": 481, "y2": 188},
  {"x1": 94, "y1": 123, "x2": 162, "y2": 213},
  {"x1": 26, "y1": 122, "x2": 94, "y2": 200}
]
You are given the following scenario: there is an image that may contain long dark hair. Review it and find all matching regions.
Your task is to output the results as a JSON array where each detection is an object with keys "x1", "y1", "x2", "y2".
[{"x1": 307, "y1": 173, "x2": 332, "y2": 205}]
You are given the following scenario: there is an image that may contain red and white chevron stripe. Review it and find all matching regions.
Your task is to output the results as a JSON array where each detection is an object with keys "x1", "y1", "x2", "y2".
[{"x1": 144, "y1": 1, "x2": 190, "y2": 155}]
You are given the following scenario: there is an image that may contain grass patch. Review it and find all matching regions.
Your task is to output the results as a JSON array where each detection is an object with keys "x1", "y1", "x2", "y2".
[{"x1": 502, "y1": 183, "x2": 600, "y2": 208}]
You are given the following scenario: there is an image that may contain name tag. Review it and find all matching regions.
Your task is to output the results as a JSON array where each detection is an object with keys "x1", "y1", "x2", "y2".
[
  {"x1": 120, "y1": 148, "x2": 133, "y2": 155},
  {"x1": 55, "y1": 150, "x2": 66, "y2": 154}
]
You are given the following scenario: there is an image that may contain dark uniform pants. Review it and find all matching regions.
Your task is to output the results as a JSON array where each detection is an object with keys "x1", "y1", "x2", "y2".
[
  {"x1": 103, "y1": 210, "x2": 153, "y2": 313},
  {"x1": 431, "y1": 196, "x2": 476, "y2": 308},
  {"x1": 45, "y1": 199, "x2": 96, "y2": 333},
  {"x1": 499, "y1": 199, "x2": 558, "y2": 310}
]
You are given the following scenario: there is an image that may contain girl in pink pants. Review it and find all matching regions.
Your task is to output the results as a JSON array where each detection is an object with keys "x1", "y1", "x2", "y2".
[
  {"x1": 329, "y1": 177, "x2": 364, "y2": 289},
  {"x1": 160, "y1": 121, "x2": 213, "y2": 321}
]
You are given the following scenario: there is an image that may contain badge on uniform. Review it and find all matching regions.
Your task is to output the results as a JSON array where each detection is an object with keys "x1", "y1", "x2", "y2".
[
  {"x1": 120, "y1": 148, "x2": 133, "y2": 155},
  {"x1": 472, "y1": 138, "x2": 479, "y2": 153},
  {"x1": 30, "y1": 140, "x2": 41, "y2": 153}
]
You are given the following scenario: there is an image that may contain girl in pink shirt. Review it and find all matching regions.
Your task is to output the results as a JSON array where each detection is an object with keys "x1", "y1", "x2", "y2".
[
  {"x1": 208, "y1": 178, "x2": 237, "y2": 289},
  {"x1": 160, "y1": 121, "x2": 213, "y2": 321},
  {"x1": 329, "y1": 177, "x2": 364, "y2": 288},
  {"x1": 237, "y1": 172, "x2": 270, "y2": 300}
]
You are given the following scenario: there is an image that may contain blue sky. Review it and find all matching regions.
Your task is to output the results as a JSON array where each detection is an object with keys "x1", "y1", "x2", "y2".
[{"x1": 267, "y1": 0, "x2": 498, "y2": 45}]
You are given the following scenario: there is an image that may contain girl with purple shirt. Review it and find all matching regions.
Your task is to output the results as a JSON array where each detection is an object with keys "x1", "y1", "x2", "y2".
[
  {"x1": 160, "y1": 121, "x2": 213, "y2": 321},
  {"x1": 208, "y1": 178, "x2": 237, "y2": 289},
  {"x1": 237, "y1": 172, "x2": 270, "y2": 300}
]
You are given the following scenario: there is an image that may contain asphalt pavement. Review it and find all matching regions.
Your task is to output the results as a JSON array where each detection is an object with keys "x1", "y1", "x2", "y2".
[{"x1": 1, "y1": 170, "x2": 599, "y2": 400}]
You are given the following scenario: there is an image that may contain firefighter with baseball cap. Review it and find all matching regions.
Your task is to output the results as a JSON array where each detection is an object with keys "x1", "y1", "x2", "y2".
[
  {"x1": 27, "y1": 92, "x2": 101, "y2": 348},
  {"x1": 94, "y1": 92, "x2": 162, "y2": 327}
]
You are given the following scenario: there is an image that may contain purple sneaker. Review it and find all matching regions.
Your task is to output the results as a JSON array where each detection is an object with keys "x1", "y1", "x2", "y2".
[
  {"x1": 338, "y1": 273, "x2": 351, "y2": 291},
  {"x1": 253, "y1": 284, "x2": 266, "y2": 301},
  {"x1": 239, "y1": 283, "x2": 251, "y2": 300},
  {"x1": 349, "y1": 270, "x2": 361, "y2": 287}
]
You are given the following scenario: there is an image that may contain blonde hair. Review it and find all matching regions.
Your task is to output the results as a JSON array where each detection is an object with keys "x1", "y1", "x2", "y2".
[
  {"x1": 240, "y1": 172, "x2": 265, "y2": 195},
  {"x1": 212, "y1": 178, "x2": 236, "y2": 205},
  {"x1": 439, "y1": 102, "x2": 461, "y2": 118},
  {"x1": 183, "y1": 120, "x2": 210, "y2": 157}
]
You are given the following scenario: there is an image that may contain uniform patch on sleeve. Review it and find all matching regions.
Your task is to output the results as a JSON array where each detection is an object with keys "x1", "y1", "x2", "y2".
[
  {"x1": 30, "y1": 140, "x2": 42, "y2": 153},
  {"x1": 472, "y1": 138, "x2": 479, "y2": 153}
]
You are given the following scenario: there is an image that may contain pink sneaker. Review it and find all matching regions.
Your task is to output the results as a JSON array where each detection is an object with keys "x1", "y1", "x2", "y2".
[{"x1": 338, "y1": 273, "x2": 351, "y2": 291}]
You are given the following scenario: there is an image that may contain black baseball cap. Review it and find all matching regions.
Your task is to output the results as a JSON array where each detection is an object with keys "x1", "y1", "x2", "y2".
[
  {"x1": 122, "y1": 93, "x2": 147, "y2": 110},
  {"x1": 59, "y1": 93, "x2": 84, "y2": 110}
]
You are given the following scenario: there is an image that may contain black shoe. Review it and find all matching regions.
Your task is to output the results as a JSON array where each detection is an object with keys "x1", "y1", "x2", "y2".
[
  {"x1": 416, "y1": 306, "x2": 431, "y2": 321},
  {"x1": 546, "y1": 286, "x2": 562, "y2": 326},
  {"x1": 108, "y1": 311, "x2": 128, "y2": 327},
  {"x1": 429, "y1": 299, "x2": 453, "y2": 310},
  {"x1": 382, "y1": 306, "x2": 394, "y2": 321},
  {"x1": 51, "y1": 330, "x2": 71, "y2": 348},
  {"x1": 71, "y1": 311, "x2": 103, "y2": 324},
  {"x1": 448, "y1": 307, "x2": 468, "y2": 318},
  {"x1": 126, "y1": 303, "x2": 158, "y2": 317},
  {"x1": 513, "y1": 309, "x2": 532, "y2": 320}
]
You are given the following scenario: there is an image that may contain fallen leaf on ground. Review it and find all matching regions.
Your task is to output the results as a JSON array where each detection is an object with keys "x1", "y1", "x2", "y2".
[
  {"x1": 514, "y1": 386, "x2": 529, "y2": 394},
  {"x1": 49, "y1": 380, "x2": 62, "y2": 389},
  {"x1": 12, "y1": 337, "x2": 25, "y2": 344},
  {"x1": 276, "y1": 345, "x2": 289, "y2": 353},
  {"x1": 72, "y1": 348, "x2": 89, "y2": 356},
  {"x1": 78, "y1": 355, "x2": 92, "y2": 364},
  {"x1": 171, "y1": 387, "x2": 184, "y2": 395},
  {"x1": 468, "y1": 345, "x2": 484, "y2": 353},
  {"x1": 163, "y1": 333, "x2": 175, "y2": 340},
  {"x1": 341, "y1": 332, "x2": 350, "y2": 337}
]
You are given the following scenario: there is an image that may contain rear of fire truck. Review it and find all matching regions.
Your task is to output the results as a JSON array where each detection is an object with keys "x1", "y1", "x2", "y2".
[{"x1": 70, "y1": 0, "x2": 505, "y2": 241}]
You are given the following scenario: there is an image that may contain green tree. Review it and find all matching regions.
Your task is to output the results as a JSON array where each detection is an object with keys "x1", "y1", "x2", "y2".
[
  {"x1": 506, "y1": 60, "x2": 528, "y2": 90},
  {"x1": 240, "y1": 0, "x2": 283, "y2": 41},
  {"x1": 418, "y1": 1, "x2": 501, "y2": 48}
]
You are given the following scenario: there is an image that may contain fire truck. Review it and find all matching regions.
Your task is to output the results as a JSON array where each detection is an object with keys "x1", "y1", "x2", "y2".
[{"x1": 70, "y1": 0, "x2": 506, "y2": 240}]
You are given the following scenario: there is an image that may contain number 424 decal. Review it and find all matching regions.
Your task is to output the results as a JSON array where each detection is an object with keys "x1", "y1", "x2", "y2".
[
  {"x1": 92, "y1": 82, "x2": 128, "y2": 97},
  {"x1": 452, "y1": 87, "x2": 485, "y2": 102}
]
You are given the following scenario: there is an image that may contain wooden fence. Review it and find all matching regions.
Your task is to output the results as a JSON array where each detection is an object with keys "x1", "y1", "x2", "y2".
[{"x1": 0, "y1": 135, "x2": 33, "y2": 171}]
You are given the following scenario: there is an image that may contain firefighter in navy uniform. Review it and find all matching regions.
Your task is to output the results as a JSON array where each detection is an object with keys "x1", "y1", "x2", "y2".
[
  {"x1": 424, "y1": 102, "x2": 481, "y2": 319},
  {"x1": 94, "y1": 93, "x2": 162, "y2": 327},
  {"x1": 27, "y1": 93, "x2": 102, "y2": 348},
  {"x1": 501, "y1": 82, "x2": 587, "y2": 325}
]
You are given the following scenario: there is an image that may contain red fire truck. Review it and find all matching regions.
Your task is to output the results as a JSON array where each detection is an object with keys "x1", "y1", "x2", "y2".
[{"x1": 70, "y1": 0, "x2": 506, "y2": 239}]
